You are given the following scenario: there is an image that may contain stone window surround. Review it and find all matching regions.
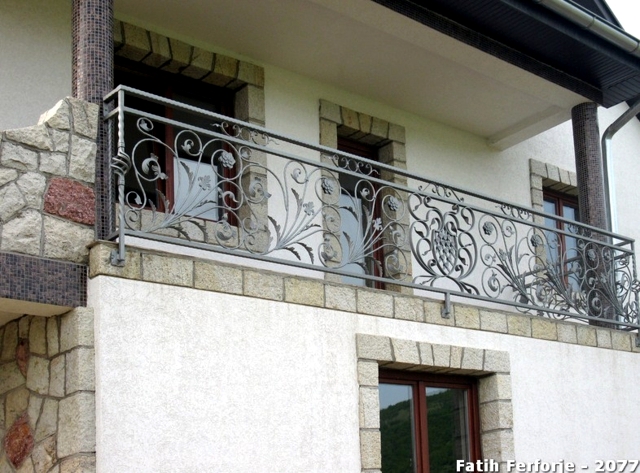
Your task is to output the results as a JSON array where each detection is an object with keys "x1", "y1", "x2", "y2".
[
  {"x1": 529, "y1": 158, "x2": 578, "y2": 219},
  {"x1": 356, "y1": 333, "x2": 514, "y2": 471},
  {"x1": 114, "y1": 20, "x2": 265, "y2": 114},
  {"x1": 112, "y1": 20, "x2": 269, "y2": 249},
  {"x1": 318, "y1": 100, "x2": 412, "y2": 291}
]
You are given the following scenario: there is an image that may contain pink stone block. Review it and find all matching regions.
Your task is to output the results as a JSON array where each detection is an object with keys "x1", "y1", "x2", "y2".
[
  {"x1": 4, "y1": 414, "x2": 34, "y2": 468},
  {"x1": 44, "y1": 178, "x2": 95, "y2": 225}
]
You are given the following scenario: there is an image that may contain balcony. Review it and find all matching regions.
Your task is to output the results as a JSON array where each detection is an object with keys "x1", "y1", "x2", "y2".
[{"x1": 104, "y1": 86, "x2": 640, "y2": 331}]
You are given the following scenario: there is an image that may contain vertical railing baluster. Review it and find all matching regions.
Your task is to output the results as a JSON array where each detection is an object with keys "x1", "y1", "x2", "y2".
[{"x1": 110, "y1": 88, "x2": 131, "y2": 267}]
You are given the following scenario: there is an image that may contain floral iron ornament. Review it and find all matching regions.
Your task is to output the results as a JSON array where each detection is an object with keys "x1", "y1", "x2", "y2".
[{"x1": 107, "y1": 86, "x2": 640, "y2": 330}]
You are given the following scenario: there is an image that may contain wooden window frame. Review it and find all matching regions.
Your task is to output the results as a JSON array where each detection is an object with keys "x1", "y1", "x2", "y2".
[
  {"x1": 379, "y1": 369, "x2": 482, "y2": 473},
  {"x1": 543, "y1": 189, "x2": 579, "y2": 226},
  {"x1": 543, "y1": 188, "x2": 580, "y2": 264}
]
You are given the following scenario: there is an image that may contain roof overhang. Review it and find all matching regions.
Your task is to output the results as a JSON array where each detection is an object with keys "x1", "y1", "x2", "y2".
[
  {"x1": 114, "y1": 0, "x2": 640, "y2": 149},
  {"x1": 388, "y1": 0, "x2": 640, "y2": 108}
]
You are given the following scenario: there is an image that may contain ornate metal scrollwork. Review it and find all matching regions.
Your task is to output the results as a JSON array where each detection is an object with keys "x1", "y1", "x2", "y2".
[
  {"x1": 409, "y1": 194, "x2": 478, "y2": 293},
  {"x1": 108, "y1": 87, "x2": 640, "y2": 330}
]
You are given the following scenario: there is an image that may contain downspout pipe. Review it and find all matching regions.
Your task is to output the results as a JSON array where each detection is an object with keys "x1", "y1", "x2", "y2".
[
  {"x1": 531, "y1": 0, "x2": 640, "y2": 57},
  {"x1": 601, "y1": 97, "x2": 640, "y2": 233}
]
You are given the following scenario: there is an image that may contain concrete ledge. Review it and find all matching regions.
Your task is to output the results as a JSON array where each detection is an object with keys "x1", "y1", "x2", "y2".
[{"x1": 89, "y1": 242, "x2": 639, "y2": 354}]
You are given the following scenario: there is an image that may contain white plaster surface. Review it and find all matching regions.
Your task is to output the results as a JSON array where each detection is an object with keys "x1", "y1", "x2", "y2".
[
  {"x1": 91, "y1": 276, "x2": 361, "y2": 472},
  {"x1": 0, "y1": 0, "x2": 71, "y2": 131},
  {"x1": 598, "y1": 103, "x2": 640, "y2": 241},
  {"x1": 91, "y1": 276, "x2": 640, "y2": 471}
]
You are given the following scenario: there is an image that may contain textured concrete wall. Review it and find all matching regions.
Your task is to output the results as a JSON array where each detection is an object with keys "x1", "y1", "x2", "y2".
[{"x1": 89, "y1": 244, "x2": 640, "y2": 472}]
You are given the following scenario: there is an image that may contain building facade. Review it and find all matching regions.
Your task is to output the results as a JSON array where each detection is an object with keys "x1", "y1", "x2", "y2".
[{"x1": 2, "y1": 0, "x2": 640, "y2": 472}]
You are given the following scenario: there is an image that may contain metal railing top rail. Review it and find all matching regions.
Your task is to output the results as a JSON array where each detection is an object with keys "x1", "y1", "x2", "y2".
[
  {"x1": 105, "y1": 86, "x2": 632, "y2": 245},
  {"x1": 104, "y1": 86, "x2": 640, "y2": 331}
]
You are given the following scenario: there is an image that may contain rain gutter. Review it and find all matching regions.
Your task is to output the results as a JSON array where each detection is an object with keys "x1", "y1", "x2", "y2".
[
  {"x1": 531, "y1": 0, "x2": 640, "y2": 57},
  {"x1": 601, "y1": 98, "x2": 640, "y2": 232}
]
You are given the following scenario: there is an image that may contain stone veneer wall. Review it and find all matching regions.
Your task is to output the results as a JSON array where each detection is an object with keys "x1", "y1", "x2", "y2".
[
  {"x1": 0, "y1": 98, "x2": 99, "y2": 264},
  {"x1": 0, "y1": 309, "x2": 95, "y2": 473}
]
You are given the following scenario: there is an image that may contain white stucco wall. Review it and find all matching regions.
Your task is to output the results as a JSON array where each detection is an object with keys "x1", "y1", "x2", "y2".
[
  {"x1": 261, "y1": 63, "x2": 640, "y2": 275},
  {"x1": 0, "y1": 0, "x2": 72, "y2": 130},
  {"x1": 263, "y1": 64, "x2": 539, "y2": 207},
  {"x1": 91, "y1": 276, "x2": 362, "y2": 472},
  {"x1": 91, "y1": 275, "x2": 640, "y2": 472},
  {"x1": 263, "y1": 63, "x2": 640, "y2": 235},
  {"x1": 598, "y1": 103, "x2": 640, "y2": 241}
]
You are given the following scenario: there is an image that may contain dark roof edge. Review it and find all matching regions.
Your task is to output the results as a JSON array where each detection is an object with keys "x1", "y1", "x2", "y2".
[
  {"x1": 372, "y1": 0, "x2": 603, "y2": 103},
  {"x1": 531, "y1": 0, "x2": 640, "y2": 59}
]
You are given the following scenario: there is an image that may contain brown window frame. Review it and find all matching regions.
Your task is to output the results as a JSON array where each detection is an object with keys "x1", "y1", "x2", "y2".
[
  {"x1": 543, "y1": 188, "x2": 580, "y2": 264},
  {"x1": 543, "y1": 189, "x2": 579, "y2": 227},
  {"x1": 379, "y1": 369, "x2": 482, "y2": 473}
]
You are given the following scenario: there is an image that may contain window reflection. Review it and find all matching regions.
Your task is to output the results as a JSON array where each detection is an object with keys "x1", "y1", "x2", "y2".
[
  {"x1": 379, "y1": 383, "x2": 417, "y2": 473},
  {"x1": 426, "y1": 387, "x2": 470, "y2": 473}
]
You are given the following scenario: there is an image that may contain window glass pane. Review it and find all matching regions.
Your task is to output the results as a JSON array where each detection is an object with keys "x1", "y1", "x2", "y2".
[
  {"x1": 543, "y1": 198, "x2": 557, "y2": 218},
  {"x1": 561, "y1": 203, "x2": 580, "y2": 290},
  {"x1": 543, "y1": 198, "x2": 559, "y2": 255},
  {"x1": 379, "y1": 383, "x2": 417, "y2": 473},
  {"x1": 174, "y1": 157, "x2": 218, "y2": 220},
  {"x1": 426, "y1": 387, "x2": 469, "y2": 473},
  {"x1": 563, "y1": 204, "x2": 577, "y2": 222},
  {"x1": 169, "y1": 94, "x2": 227, "y2": 221}
]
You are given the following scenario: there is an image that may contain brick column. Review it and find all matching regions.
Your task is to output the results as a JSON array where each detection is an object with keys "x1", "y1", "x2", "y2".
[
  {"x1": 73, "y1": 0, "x2": 114, "y2": 240},
  {"x1": 571, "y1": 102, "x2": 608, "y2": 231},
  {"x1": 572, "y1": 102, "x2": 614, "y2": 324}
]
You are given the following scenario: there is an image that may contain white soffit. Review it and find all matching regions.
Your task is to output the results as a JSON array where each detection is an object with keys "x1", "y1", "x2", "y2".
[
  {"x1": 0, "y1": 298, "x2": 71, "y2": 324},
  {"x1": 115, "y1": 0, "x2": 587, "y2": 147}
]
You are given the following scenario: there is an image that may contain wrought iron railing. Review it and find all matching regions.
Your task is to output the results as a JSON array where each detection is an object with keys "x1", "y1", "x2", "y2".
[{"x1": 104, "y1": 86, "x2": 640, "y2": 330}]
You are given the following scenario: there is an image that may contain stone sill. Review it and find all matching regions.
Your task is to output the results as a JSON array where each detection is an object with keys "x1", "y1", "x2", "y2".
[{"x1": 89, "y1": 242, "x2": 640, "y2": 354}]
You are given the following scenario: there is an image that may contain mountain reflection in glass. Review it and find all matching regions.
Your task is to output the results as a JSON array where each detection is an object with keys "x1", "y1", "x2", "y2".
[
  {"x1": 426, "y1": 387, "x2": 470, "y2": 473},
  {"x1": 379, "y1": 384, "x2": 470, "y2": 473},
  {"x1": 379, "y1": 383, "x2": 416, "y2": 473}
]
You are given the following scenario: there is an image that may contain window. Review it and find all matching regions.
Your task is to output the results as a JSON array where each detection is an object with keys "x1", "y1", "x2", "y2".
[
  {"x1": 337, "y1": 137, "x2": 384, "y2": 288},
  {"x1": 543, "y1": 190, "x2": 579, "y2": 262},
  {"x1": 378, "y1": 370, "x2": 481, "y2": 473},
  {"x1": 319, "y1": 101, "x2": 412, "y2": 290},
  {"x1": 114, "y1": 57, "x2": 235, "y2": 221},
  {"x1": 542, "y1": 189, "x2": 581, "y2": 289}
]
